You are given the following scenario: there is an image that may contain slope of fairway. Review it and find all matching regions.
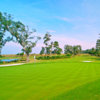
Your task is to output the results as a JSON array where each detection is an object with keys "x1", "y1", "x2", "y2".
[{"x1": 0, "y1": 54, "x2": 100, "y2": 100}]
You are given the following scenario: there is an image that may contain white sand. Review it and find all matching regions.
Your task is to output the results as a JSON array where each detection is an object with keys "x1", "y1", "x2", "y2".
[
  {"x1": 0, "y1": 63, "x2": 25, "y2": 67},
  {"x1": 82, "y1": 61, "x2": 92, "y2": 62}
]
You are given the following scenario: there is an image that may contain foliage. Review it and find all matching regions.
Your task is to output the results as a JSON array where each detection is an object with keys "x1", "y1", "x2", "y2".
[
  {"x1": 96, "y1": 38, "x2": 100, "y2": 56},
  {"x1": 36, "y1": 54, "x2": 71, "y2": 60},
  {"x1": 96, "y1": 39, "x2": 100, "y2": 50},
  {"x1": 52, "y1": 41, "x2": 62, "y2": 54},
  {"x1": 73, "y1": 45, "x2": 81, "y2": 55},
  {"x1": 0, "y1": 12, "x2": 13, "y2": 55},
  {"x1": 43, "y1": 32, "x2": 51, "y2": 46},
  {"x1": 43, "y1": 32, "x2": 51, "y2": 54},
  {"x1": 64, "y1": 45, "x2": 81, "y2": 55},
  {"x1": 40, "y1": 47, "x2": 45, "y2": 55},
  {"x1": 16, "y1": 52, "x2": 24, "y2": 59},
  {"x1": 40, "y1": 34, "x2": 62, "y2": 55},
  {"x1": 0, "y1": 12, "x2": 41, "y2": 61},
  {"x1": 82, "y1": 48, "x2": 97, "y2": 56},
  {"x1": 64, "y1": 45, "x2": 73, "y2": 54},
  {"x1": 9, "y1": 22, "x2": 41, "y2": 62}
]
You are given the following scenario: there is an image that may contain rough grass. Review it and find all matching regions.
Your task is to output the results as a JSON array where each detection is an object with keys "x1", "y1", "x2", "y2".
[{"x1": 0, "y1": 54, "x2": 100, "y2": 100}]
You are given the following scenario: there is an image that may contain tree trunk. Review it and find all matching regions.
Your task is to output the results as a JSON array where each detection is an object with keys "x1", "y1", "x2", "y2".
[{"x1": 26, "y1": 54, "x2": 30, "y2": 62}]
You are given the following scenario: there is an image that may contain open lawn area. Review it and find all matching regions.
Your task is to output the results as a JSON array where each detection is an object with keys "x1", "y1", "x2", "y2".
[{"x1": 0, "y1": 54, "x2": 100, "y2": 100}]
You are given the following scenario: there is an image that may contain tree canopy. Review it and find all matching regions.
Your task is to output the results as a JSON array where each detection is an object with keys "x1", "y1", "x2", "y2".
[{"x1": 0, "y1": 12, "x2": 41, "y2": 61}]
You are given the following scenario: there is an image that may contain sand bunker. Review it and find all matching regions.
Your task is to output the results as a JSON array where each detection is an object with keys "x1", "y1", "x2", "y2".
[
  {"x1": 0, "y1": 63, "x2": 24, "y2": 67},
  {"x1": 82, "y1": 61, "x2": 92, "y2": 62}
]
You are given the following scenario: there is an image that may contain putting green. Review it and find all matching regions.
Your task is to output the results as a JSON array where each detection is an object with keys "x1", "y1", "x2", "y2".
[{"x1": 0, "y1": 54, "x2": 100, "y2": 100}]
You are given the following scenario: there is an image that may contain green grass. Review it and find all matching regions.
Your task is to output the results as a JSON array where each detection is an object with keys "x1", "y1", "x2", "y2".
[{"x1": 0, "y1": 54, "x2": 100, "y2": 100}]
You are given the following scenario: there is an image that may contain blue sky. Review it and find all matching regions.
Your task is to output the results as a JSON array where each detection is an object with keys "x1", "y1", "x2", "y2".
[{"x1": 0, "y1": 0, "x2": 100, "y2": 54}]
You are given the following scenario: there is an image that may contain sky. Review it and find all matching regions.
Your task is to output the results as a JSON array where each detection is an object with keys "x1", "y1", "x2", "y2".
[{"x1": 0, "y1": 0, "x2": 100, "y2": 54}]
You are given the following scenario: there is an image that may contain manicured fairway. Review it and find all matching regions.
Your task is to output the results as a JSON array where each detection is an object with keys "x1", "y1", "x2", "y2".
[{"x1": 0, "y1": 55, "x2": 100, "y2": 100}]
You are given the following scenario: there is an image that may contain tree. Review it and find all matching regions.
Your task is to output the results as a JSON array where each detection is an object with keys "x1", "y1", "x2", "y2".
[
  {"x1": 40, "y1": 47, "x2": 45, "y2": 55},
  {"x1": 49, "y1": 42, "x2": 54, "y2": 54},
  {"x1": 96, "y1": 39, "x2": 100, "y2": 50},
  {"x1": 64, "y1": 45, "x2": 81, "y2": 55},
  {"x1": 82, "y1": 48, "x2": 96, "y2": 55},
  {"x1": 52, "y1": 41, "x2": 62, "y2": 54},
  {"x1": 42, "y1": 34, "x2": 63, "y2": 55},
  {"x1": 64, "y1": 45, "x2": 73, "y2": 54},
  {"x1": 96, "y1": 34, "x2": 100, "y2": 56},
  {"x1": 43, "y1": 32, "x2": 51, "y2": 54},
  {"x1": 90, "y1": 48, "x2": 96, "y2": 55},
  {"x1": 53, "y1": 47, "x2": 62, "y2": 54},
  {"x1": 73, "y1": 45, "x2": 81, "y2": 55},
  {"x1": 9, "y1": 22, "x2": 41, "y2": 62},
  {"x1": 0, "y1": 12, "x2": 12, "y2": 55},
  {"x1": 54, "y1": 41, "x2": 59, "y2": 47},
  {"x1": 96, "y1": 49, "x2": 100, "y2": 56}
]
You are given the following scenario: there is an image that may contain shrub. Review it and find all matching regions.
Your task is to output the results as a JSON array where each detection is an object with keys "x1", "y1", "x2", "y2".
[
  {"x1": 36, "y1": 54, "x2": 72, "y2": 60},
  {"x1": 66, "y1": 53, "x2": 72, "y2": 58}
]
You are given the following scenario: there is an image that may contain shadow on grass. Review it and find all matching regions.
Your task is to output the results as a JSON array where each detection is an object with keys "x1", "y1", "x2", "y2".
[{"x1": 50, "y1": 78, "x2": 100, "y2": 100}]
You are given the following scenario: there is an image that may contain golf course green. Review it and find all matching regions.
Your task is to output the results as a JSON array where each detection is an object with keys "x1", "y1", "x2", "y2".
[{"x1": 0, "y1": 54, "x2": 100, "y2": 100}]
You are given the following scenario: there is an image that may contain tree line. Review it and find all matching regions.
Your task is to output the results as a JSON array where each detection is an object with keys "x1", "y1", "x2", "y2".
[
  {"x1": 82, "y1": 37, "x2": 100, "y2": 56},
  {"x1": 40, "y1": 33, "x2": 62, "y2": 55},
  {"x1": 40, "y1": 33, "x2": 82, "y2": 56},
  {"x1": 0, "y1": 12, "x2": 82, "y2": 62}
]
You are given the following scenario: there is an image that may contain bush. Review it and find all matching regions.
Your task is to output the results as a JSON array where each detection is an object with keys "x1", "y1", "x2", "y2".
[
  {"x1": 36, "y1": 56, "x2": 43, "y2": 60},
  {"x1": 36, "y1": 54, "x2": 72, "y2": 60},
  {"x1": 66, "y1": 53, "x2": 72, "y2": 58}
]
